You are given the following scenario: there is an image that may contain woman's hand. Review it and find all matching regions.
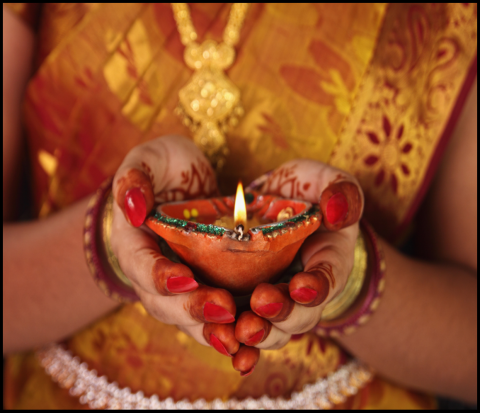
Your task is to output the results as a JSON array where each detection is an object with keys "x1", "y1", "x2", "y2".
[
  {"x1": 110, "y1": 136, "x2": 257, "y2": 374},
  {"x1": 235, "y1": 159, "x2": 364, "y2": 354}
]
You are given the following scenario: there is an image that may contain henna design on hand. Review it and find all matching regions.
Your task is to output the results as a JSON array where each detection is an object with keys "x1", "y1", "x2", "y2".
[
  {"x1": 156, "y1": 158, "x2": 219, "y2": 203},
  {"x1": 289, "y1": 263, "x2": 335, "y2": 307},
  {"x1": 263, "y1": 163, "x2": 312, "y2": 199},
  {"x1": 232, "y1": 345, "x2": 260, "y2": 376},
  {"x1": 184, "y1": 286, "x2": 236, "y2": 324},
  {"x1": 203, "y1": 323, "x2": 240, "y2": 357},
  {"x1": 251, "y1": 283, "x2": 295, "y2": 322},
  {"x1": 141, "y1": 161, "x2": 155, "y2": 187},
  {"x1": 149, "y1": 251, "x2": 197, "y2": 296},
  {"x1": 235, "y1": 311, "x2": 272, "y2": 346},
  {"x1": 306, "y1": 263, "x2": 335, "y2": 289}
]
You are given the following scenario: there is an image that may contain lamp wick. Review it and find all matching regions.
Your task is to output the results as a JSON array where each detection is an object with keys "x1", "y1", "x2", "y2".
[{"x1": 235, "y1": 224, "x2": 244, "y2": 241}]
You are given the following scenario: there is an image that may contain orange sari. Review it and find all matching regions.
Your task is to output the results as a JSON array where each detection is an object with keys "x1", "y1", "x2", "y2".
[{"x1": 4, "y1": 3, "x2": 477, "y2": 409}]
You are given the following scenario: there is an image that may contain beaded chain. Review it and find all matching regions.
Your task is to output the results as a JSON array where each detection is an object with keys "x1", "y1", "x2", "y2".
[{"x1": 38, "y1": 344, "x2": 373, "y2": 410}]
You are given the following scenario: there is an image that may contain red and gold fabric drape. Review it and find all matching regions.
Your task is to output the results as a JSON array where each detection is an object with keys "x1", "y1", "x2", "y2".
[{"x1": 3, "y1": 3, "x2": 476, "y2": 409}]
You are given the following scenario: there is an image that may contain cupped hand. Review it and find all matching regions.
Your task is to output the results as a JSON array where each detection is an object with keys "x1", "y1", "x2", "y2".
[
  {"x1": 235, "y1": 159, "x2": 364, "y2": 356},
  {"x1": 110, "y1": 135, "x2": 257, "y2": 375}
]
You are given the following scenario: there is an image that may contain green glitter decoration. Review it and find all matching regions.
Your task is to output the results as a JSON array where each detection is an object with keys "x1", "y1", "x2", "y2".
[
  {"x1": 153, "y1": 212, "x2": 187, "y2": 228},
  {"x1": 195, "y1": 223, "x2": 226, "y2": 235},
  {"x1": 151, "y1": 212, "x2": 225, "y2": 236},
  {"x1": 260, "y1": 205, "x2": 319, "y2": 235},
  {"x1": 261, "y1": 224, "x2": 284, "y2": 235},
  {"x1": 150, "y1": 205, "x2": 318, "y2": 237}
]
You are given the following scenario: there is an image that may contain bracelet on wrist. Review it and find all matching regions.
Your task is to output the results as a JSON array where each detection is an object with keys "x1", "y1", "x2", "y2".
[
  {"x1": 83, "y1": 178, "x2": 139, "y2": 303},
  {"x1": 102, "y1": 192, "x2": 135, "y2": 289},
  {"x1": 315, "y1": 219, "x2": 386, "y2": 337},
  {"x1": 320, "y1": 230, "x2": 368, "y2": 321}
]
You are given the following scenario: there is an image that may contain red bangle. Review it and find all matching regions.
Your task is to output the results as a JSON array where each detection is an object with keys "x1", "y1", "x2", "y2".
[
  {"x1": 314, "y1": 219, "x2": 386, "y2": 337},
  {"x1": 83, "y1": 178, "x2": 139, "y2": 303}
]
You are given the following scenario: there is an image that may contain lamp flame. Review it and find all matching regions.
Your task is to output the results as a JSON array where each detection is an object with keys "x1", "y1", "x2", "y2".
[{"x1": 234, "y1": 181, "x2": 247, "y2": 228}]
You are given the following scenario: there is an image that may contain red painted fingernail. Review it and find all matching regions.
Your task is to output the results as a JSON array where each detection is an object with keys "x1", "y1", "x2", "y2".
[
  {"x1": 245, "y1": 329, "x2": 265, "y2": 346},
  {"x1": 290, "y1": 287, "x2": 318, "y2": 304},
  {"x1": 325, "y1": 192, "x2": 348, "y2": 225},
  {"x1": 204, "y1": 302, "x2": 235, "y2": 323},
  {"x1": 124, "y1": 187, "x2": 147, "y2": 227},
  {"x1": 254, "y1": 303, "x2": 283, "y2": 318},
  {"x1": 240, "y1": 365, "x2": 256, "y2": 377},
  {"x1": 166, "y1": 277, "x2": 198, "y2": 293},
  {"x1": 210, "y1": 334, "x2": 232, "y2": 358}
]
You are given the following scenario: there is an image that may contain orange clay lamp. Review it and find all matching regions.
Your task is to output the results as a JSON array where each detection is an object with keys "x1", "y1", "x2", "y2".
[{"x1": 145, "y1": 182, "x2": 321, "y2": 296}]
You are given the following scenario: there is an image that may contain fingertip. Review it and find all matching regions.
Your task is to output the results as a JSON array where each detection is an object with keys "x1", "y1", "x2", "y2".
[
  {"x1": 187, "y1": 286, "x2": 237, "y2": 324},
  {"x1": 153, "y1": 258, "x2": 196, "y2": 296},
  {"x1": 210, "y1": 333, "x2": 233, "y2": 357},
  {"x1": 114, "y1": 168, "x2": 155, "y2": 226},
  {"x1": 166, "y1": 276, "x2": 198, "y2": 294},
  {"x1": 125, "y1": 187, "x2": 147, "y2": 227},
  {"x1": 289, "y1": 270, "x2": 330, "y2": 307},
  {"x1": 235, "y1": 311, "x2": 271, "y2": 346},
  {"x1": 204, "y1": 302, "x2": 235, "y2": 324},
  {"x1": 325, "y1": 192, "x2": 348, "y2": 226},
  {"x1": 232, "y1": 345, "x2": 260, "y2": 376},
  {"x1": 244, "y1": 329, "x2": 265, "y2": 347},
  {"x1": 320, "y1": 181, "x2": 362, "y2": 230},
  {"x1": 240, "y1": 365, "x2": 256, "y2": 377},
  {"x1": 254, "y1": 302, "x2": 283, "y2": 318},
  {"x1": 290, "y1": 287, "x2": 318, "y2": 304},
  {"x1": 204, "y1": 323, "x2": 239, "y2": 357},
  {"x1": 250, "y1": 283, "x2": 294, "y2": 322}
]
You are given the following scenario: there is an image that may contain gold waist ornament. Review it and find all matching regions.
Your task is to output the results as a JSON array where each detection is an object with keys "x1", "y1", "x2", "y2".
[{"x1": 172, "y1": 3, "x2": 249, "y2": 172}]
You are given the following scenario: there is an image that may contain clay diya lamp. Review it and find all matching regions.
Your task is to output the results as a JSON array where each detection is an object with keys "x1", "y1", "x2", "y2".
[{"x1": 145, "y1": 183, "x2": 322, "y2": 296}]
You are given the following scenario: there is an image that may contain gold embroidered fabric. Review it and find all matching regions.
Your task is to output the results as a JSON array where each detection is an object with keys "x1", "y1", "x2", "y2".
[
  {"x1": 4, "y1": 2, "x2": 475, "y2": 409},
  {"x1": 330, "y1": 3, "x2": 477, "y2": 239}
]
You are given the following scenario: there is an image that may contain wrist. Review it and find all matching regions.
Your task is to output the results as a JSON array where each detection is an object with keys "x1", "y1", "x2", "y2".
[
  {"x1": 99, "y1": 192, "x2": 135, "y2": 290},
  {"x1": 321, "y1": 229, "x2": 368, "y2": 321},
  {"x1": 324, "y1": 256, "x2": 372, "y2": 325},
  {"x1": 315, "y1": 220, "x2": 386, "y2": 337}
]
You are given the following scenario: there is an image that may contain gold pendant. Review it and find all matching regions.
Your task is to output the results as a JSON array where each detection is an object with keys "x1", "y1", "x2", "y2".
[{"x1": 175, "y1": 40, "x2": 244, "y2": 170}]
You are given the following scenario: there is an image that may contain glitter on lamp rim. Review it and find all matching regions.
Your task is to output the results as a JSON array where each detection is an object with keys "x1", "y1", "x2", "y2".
[{"x1": 149, "y1": 205, "x2": 320, "y2": 238}]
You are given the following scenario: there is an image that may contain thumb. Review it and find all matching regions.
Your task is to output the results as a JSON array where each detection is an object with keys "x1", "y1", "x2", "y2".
[
  {"x1": 113, "y1": 141, "x2": 169, "y2": 227},
  {"x1": 258, "y1": 159, "x2": 364, "y2": 231},
  {"x1": 320, "y1": 180, "x2": 363, "y2": 231}
]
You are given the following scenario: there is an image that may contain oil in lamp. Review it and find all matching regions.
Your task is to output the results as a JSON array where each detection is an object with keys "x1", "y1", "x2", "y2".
[{"x1": 145, "y1": 182, "x2": 321, "y2": 296}]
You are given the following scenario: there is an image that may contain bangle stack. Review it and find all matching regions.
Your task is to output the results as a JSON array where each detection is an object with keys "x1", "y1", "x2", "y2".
[
  {"x1": 320, "y1": 231, "x2": 368, "y2": 321},
  {"x1": 315, "y1": 219, "x2": 386, "y2": 337},
  {"x1": 83, "y1": 178, "x2": 139, "y2": 303},
  {"x1": 102, "y1": 193, "x2": 136, "y2": 288}
]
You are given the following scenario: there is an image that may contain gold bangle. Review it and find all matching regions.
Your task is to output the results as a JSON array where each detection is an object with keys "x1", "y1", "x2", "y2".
[
  {"x1": 102, "y1": 192, "x2": 133, "y2": 288},
  {"x1": 320, "y1": 230, "x2": 368, "y2": 321}
]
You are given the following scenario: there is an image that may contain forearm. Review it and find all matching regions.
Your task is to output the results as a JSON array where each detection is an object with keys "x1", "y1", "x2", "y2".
[
  {"x1": 337, "y1": 240, "x2": 477, "y2": 404},
  {"x1": 3, "y1": 197, "x2": 119, "y2": 355}
]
